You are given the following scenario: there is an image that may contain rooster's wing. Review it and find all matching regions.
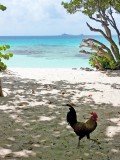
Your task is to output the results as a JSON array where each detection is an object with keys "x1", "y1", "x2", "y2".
[{"x1": 73, "y1": 122, "x2": 88, "y2": 138}]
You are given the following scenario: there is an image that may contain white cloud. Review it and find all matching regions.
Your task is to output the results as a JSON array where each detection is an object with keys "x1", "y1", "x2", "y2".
[
  {"x1": 1, "y1": 0, "x2": 63, "y2": 22},
  {"x1": 0, "y1": 0, "x2": 119, "y2": 35}
]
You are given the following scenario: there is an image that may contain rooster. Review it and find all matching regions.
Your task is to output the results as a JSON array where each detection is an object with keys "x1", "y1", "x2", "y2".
[{"x1": 66, "y1": 104, "x2": 98, "y2": 148}]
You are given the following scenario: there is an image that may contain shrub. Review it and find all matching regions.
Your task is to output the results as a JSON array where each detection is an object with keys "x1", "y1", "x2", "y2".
[
  {"x1": 89, "y1": 54, "x2": 116, "y2": 70},
  {"x1": 0, "y1": 45, "x2": 13, "y2": 71}
]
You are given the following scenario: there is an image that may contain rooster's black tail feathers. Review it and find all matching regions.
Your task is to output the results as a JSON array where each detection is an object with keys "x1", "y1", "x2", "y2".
[{"x1": 66, "y1": 104, "x2": 77, "y2": 128}]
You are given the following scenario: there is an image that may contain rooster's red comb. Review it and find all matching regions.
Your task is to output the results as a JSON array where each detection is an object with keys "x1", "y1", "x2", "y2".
[{"x1": 91, "y1": 112, "x2": 98, "y2": 118}]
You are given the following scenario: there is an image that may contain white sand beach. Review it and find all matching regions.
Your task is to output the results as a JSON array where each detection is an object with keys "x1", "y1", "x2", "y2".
[{"x1": 0, "y1": 68, "x2": 120, "y2": 160}]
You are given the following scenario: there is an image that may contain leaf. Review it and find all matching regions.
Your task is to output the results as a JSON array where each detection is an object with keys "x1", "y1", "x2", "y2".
[
  {"x1": 0, "y1": 44, "x2": 13, "y2": 70},
  {"x1": 9, "y1": 52, "x2": 13, "y2": 57},
  {"x1": 96, "y1": 14, "x2": 101, "y2": 18},
  {"x1": 0, "y1": 4, "x2": 7, "y2": 11},
  {"x1": 5, "y1": 45, "x2": 10, "y2": 49}
]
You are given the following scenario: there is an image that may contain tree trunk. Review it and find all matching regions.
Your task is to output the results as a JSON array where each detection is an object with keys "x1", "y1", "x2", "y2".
[
  {"x1": 87, "y1": 22, "x2": 120, "y2": 62},
  {"x1": 0, "y1": 79, "x2": 4, "y2": 97}
]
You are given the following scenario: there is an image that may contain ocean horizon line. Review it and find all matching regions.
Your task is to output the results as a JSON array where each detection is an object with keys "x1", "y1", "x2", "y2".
[{"x1": 0, "y1": 34, "x2": 117, "y2": 37}]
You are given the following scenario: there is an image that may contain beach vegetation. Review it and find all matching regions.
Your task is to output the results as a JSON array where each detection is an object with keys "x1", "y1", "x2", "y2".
[
  {"x1": 62, "y1": 0, "x2": 120, "y2": 70},
  {"x1": 0, "y1": 45, "x2": 13, "y2": 71},
  {"x1": 0, "y1": 3, "x2": 13, "y2": 97},
  {"x1": 0, "y1": 4, "x2": 13, "y2": 71},
  {"x1": 0, "y1": 4, "x2": 6, "y2": 11},
  {"x1": 89, "y1": 53, "x2": 116, "y2": 70}
]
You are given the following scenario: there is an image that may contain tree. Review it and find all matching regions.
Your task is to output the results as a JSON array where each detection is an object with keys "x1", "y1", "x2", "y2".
[
  {"x1": 62, "y1": 0, "x2": 120, "y2": 70},
  {"x1": 0, "y1": 45, "x2": 13, "y2": 71},
  {"x1": 0, "y1": 3, "x2": 13, "y2": 97},
  {"x1": 0, "y1": 3, "x2": 13, "y2": 71},
  {"x1": 0, "y1": 80, "x2": 4, "y2": 97},
  {"x1": 0, "y1": 4, "x2": 6, "y2": 97}
]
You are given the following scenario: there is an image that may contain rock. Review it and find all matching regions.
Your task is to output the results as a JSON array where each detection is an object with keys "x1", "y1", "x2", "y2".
[{"x1": 18, "y1": 102, "x2": 29, "y2": 106}]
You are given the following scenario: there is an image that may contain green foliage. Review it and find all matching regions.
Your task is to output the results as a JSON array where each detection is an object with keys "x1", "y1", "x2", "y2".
[
  {"x1": 62, "y1": 0, "x2": 120, "y2": 70},
  {"x1": 0, "y1": 4, "x2": 7, "y2": 11},
  {"x1": 0, "y1": 45, "x2": 13, "y2": 71},
  {"x1": 62, "y1": 0, "x2": 120, "y2": 15},
  {"x1": 0, "y1": 3, "x2": 13, "y2": 71},
  {"x1": 89, "y1": 54, "x2": 116, "y2": 70}
]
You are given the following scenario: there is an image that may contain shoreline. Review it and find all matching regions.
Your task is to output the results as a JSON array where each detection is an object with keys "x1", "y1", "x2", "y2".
[{"x1": 0, "y1": 68, "x2": 120, "y2": 159}]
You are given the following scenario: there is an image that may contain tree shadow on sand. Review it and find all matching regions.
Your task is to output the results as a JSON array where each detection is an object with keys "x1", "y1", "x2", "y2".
[
  {"x1": 0, "y1": 75, "x2": 120, "y2": 160},
  {"x1": 101, "y1": 70, "x2": 120, "y2": 77}
]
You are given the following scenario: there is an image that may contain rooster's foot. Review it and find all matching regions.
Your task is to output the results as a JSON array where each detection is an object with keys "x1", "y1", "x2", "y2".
[{"x1": 90, "y1": 138, "x2": 100, "y2": 144}]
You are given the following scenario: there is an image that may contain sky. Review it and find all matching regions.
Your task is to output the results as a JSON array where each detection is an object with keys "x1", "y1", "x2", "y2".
[{"x1": 0, "y1": 0, "x2": 120, "y2": 36}]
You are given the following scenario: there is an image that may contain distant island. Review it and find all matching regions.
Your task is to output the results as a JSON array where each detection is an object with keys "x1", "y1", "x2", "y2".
[{"x1": 60, "y1": 33, "x2": 84, "y2": 36}]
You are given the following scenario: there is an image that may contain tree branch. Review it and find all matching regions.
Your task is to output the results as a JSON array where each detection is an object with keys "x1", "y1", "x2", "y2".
[
  {"x1": 80, "y1": 38, "x2": 114, "y2": 60},
  {"x1": 86, "y1": 22, "x2": 120, "y2": 60},
  {"x1": 82, "y1": 38, "x2": 111, "y2": 52},
  {"x1": 0, "y1": 80, "x2": 4, "y2": 97},
  {"x1": 107, "y1": 6, "x2": 120, "y2": 45},
  {"x1": 94, "y1": 56, "x2": 104, "y2": 70},
  {"x1": 89, "y1": 16, "x2": 103, "y2": 23},
  {"x1": 80, "y1": 50, "x2": 93, "y2": 55},
  {"x1": 86, "y1": 22, "x2": 108, "y2": 39},
  {"x1": 82, "y1": 38, "x2": 116, "y2": 61}
]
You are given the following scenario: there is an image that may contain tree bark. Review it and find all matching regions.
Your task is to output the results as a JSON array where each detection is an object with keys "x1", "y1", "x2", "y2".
[
  {"x1": 0, "y1": 79, "x2": 4, "y2": 97},
  {"x1": 86, "y1": 22, "x2": 120, "y2": 61},
  {"x1": 107, "y1": 6, "x2": 120, "y2": 45},
  {"x1": 80, "y1": 38, "x2": 115, "y2": 61}
]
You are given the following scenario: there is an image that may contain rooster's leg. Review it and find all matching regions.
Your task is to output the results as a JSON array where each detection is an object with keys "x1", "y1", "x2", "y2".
[
  {"x1": 77, "y1": 137, "x2": 81, "y2": 148},
  {"x1": 87, "y1": 134, "x2": 99, "y2": 144}
]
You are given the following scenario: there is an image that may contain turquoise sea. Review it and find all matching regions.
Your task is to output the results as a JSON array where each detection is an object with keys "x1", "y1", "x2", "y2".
[{"x1": 0, "y1": 35, "x2": 118, "y2": 68}]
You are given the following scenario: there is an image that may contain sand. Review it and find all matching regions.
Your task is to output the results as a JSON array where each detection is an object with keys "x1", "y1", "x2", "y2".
[{"x1": 0, "y1": 68, "x2": 120, "y2": 160}]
